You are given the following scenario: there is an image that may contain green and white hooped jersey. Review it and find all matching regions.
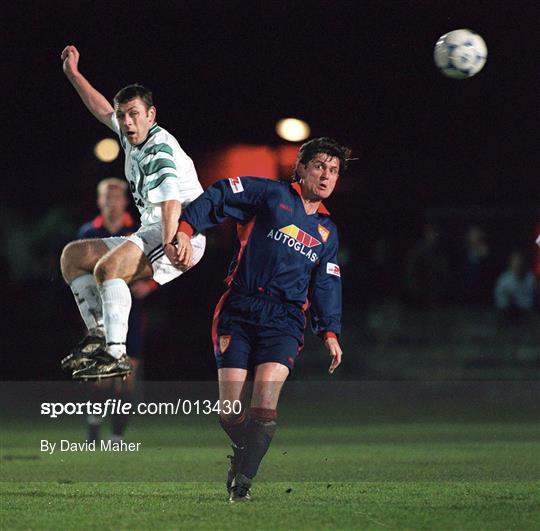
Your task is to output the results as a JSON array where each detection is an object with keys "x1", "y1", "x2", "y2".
[{"x1": 112, "y1": 114, "x2": 203, "y2": 227}]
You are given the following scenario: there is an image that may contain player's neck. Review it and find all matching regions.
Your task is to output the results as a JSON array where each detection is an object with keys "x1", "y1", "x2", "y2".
[
  {"x1": 301, "y1": 198, "x2": 321, "y2": 216},
  {"x1": 103, "y1": 216, "x2": 124, "y2": 234}
]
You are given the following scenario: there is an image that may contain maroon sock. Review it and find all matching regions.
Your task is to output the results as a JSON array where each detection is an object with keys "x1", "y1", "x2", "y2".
[
  {"x1": 219, "y1": 412, "x2": 247, "y2": 448},
  {"x1": 239, "y1": 408, "x2": 277, "y2": 479}
]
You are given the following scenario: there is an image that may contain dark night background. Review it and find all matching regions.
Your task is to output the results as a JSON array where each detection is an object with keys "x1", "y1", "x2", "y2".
[{"x1": 2, "y1": 0, "x2": 539, "y2": 380}]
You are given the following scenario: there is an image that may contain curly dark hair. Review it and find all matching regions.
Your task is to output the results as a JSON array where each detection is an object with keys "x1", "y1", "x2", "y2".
[
  {"x1": 113, "y1": 84, "x2": 153, "y2": 109},
  {"x1": 293, "y1": 137, "x2": 352, "y2": 181}
]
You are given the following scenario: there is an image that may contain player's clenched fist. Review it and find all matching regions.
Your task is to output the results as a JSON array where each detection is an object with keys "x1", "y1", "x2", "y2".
[{"x1": 61, "y1": 45, "x2": 80, "y2": 78}]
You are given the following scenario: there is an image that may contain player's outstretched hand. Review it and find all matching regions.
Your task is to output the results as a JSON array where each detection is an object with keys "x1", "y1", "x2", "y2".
[
  {"x1": 176, "y1": 232, "x2": 193, "y2": 269},
  {"x1": 61, "y1": 45, "x2": 80, "y2": 78},
  {"x1": 325, "y1": 337, "x2": 342, "y2": 374}
]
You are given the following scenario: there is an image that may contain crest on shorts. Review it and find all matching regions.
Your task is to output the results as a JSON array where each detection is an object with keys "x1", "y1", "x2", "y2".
[
  {"x1": 219, "y1": 335, "x2": 232, "y2": 353},
  {"x1": 317, "y1": 224, "x2": 330, "y2": 243}
]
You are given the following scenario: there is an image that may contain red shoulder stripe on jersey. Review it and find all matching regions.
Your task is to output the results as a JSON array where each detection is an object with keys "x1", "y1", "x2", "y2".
[
  {"x1": 91, "y1": 213, "x2": 134, "y2": 229},
  {"x1": 92, "y1": 215, "x2": 104, "y2": 229},
  {"x1": 224, "y1": 217, "x2": 257, "y2": 286},
  {"x1": 211, "y1": 288, "x2": 232, "y2": 355}
]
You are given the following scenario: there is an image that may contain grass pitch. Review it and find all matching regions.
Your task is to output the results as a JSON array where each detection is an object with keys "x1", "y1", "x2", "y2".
[{"x1": 1, "y1": 387, "x2": 540, "y2": 529}]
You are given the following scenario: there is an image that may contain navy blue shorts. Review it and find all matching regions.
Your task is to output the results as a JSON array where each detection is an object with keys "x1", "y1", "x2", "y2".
[
  {"x1": 212, "y1": 289, "x2": 305, "y2": 371},
  {"x1": 214, "y1": 321, "x2": 301, "y2": 371}
]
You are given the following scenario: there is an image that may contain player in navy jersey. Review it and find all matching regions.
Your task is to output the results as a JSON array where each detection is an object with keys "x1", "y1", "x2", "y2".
[
  {"x1": 175, "y1": 138, "x2": 348, "y2": 502},
  {"x1": 77, "y1": 178, "x2": 156, "y2": 443}
]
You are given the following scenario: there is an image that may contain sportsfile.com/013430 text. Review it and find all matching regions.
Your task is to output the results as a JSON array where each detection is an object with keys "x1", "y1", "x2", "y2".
[{"x1": 40, "y1": 399, "x2": 242, "y2": 418}]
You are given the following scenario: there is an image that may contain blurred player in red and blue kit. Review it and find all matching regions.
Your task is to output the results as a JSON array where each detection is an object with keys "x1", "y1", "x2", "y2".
[{"x1": 174, "y1": 138, "x2": 348, "y2": 502}]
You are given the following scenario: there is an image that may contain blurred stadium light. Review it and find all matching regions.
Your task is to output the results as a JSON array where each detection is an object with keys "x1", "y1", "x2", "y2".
[
  {"x1": 94, "y1": 138, "x2": 120, "y2": 162},
  {"x1": 276, "y1": 118, "x2": 310, "y2": 142}
]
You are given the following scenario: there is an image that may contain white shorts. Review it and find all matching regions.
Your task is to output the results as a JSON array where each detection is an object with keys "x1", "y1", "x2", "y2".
[{"x1": 103, "y1": 224, "x2": 206, "y2": 285}]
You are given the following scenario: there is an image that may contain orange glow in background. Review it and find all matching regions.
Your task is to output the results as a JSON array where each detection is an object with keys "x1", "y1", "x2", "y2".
[{"x1": 198, "y1": 144, "x2": 299, "y2": 187}]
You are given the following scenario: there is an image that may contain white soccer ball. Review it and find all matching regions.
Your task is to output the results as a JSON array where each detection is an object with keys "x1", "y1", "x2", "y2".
[{"x1": 433, "y1": 29, "x2": 487, "y2": 79}]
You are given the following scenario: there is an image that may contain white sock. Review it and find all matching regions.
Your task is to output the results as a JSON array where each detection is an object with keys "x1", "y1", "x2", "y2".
[
  {"x1": 98, "y1": 279, "x2": 131, "y2": 359},
  {"x1": 69, "y1": 274, "x2": 104, "y2": 333}
]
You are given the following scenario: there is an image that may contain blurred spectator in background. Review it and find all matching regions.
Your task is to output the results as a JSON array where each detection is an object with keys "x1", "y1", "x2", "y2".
[
  {"x1": 460, "y1": 225, "x2": 496, "y2": 306},
  {"x1": 79, "y1": 178, "x2": 157, "y2": 443},
  {"x1": 403, "y1": 224, "x2": 451, "y2": 306},
  {"x1": 534, "y1": 222, "x2": 540, "y2": 280},
  {"x1": 1, "y1": 207, "x2": 74, "y2": 282},
  {"x1": 494, "y1": 250, "x2": 536, "y2": 322}
]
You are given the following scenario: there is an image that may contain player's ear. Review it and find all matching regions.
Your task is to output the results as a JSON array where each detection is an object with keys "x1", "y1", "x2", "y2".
[
  {"x1": 294, "y1": 160, "x2": 306, "y2": 180},
  {"x1": 148, "y1": 106, "x2": 157, "y2": 122}
]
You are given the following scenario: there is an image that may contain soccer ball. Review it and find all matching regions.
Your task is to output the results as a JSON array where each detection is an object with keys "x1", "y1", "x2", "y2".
[{"x1": 433, "y1": 29, "x2": 487, "y2": 79}]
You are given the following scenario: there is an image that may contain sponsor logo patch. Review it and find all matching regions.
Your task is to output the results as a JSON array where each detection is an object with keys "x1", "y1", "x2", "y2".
[
  {"x1": 266, "y1": 225, "x2": 321, "y2": 262},
  {"x1": 317, "y1": 224, "x2": 330, "y2": 242},
  {"x1": 228, "y1": 177, "x2": 244, "y2": 193},
  {"x1": 278, "y1": 225, "x2": 321, "y2": 248},
  {"x1": 326, "y1": 262, "x2": 341, "y2": 277},
  {"x1": 219, "y1": 335, "x2": 232, "y2": 353}
]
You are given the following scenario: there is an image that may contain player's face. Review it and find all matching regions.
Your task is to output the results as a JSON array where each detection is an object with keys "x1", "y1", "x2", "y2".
[
  {"x1": 115, "y1": 97, "x2": 156, "y2": 145},
  {"x1": 296, "y1": 153, "x2": 340, "y2": 201},
  {"x1": 98, "y1": 186, "x2": 128, "y2": 219}
]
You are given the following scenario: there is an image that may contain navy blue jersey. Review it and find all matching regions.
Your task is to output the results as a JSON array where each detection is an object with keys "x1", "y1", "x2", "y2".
[{"x1": 181, "y1": 177, "x2": 342, "y2": 337}]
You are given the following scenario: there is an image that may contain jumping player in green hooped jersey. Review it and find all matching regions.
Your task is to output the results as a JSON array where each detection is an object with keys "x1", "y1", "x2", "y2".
[{"x1": 60, "y1": 45, "x2": 206, "y2": 380}]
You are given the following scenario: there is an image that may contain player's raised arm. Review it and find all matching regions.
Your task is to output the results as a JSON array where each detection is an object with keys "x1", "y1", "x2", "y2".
[
  {"x1": 175, "y1": 177, "x2": 270, "y2": 267},
  {"x1": 61, "y1": 45, "x2": 115, "y2": 130},
  {"x1": 181, "y1": 177, "x2": 269, "y2": 231}
]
